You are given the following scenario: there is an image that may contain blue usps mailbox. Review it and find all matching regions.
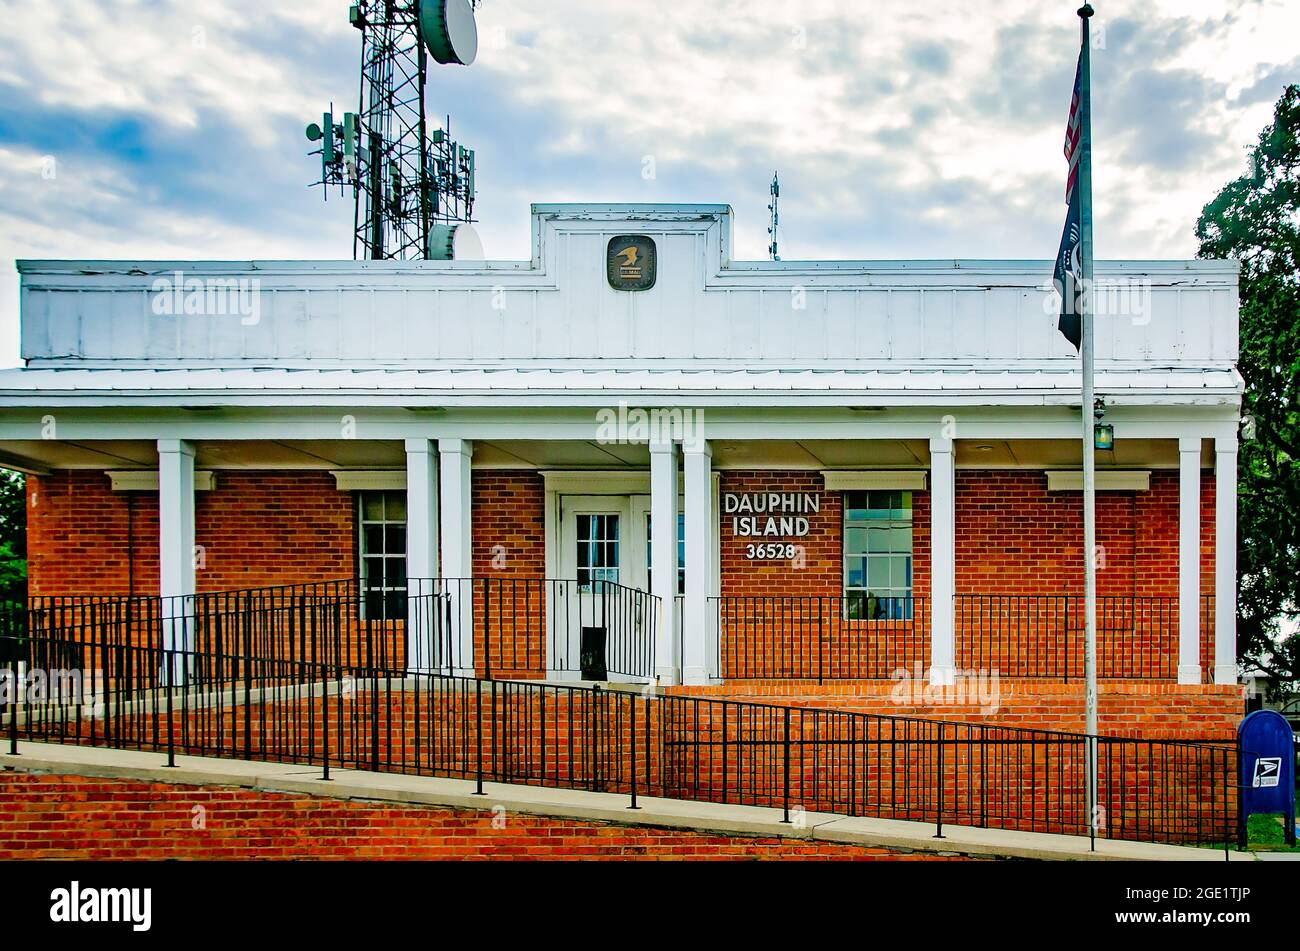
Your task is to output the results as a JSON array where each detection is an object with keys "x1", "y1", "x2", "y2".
[{"x1": 1238, "y1": 709, "x2": 1296, "y2": 849}]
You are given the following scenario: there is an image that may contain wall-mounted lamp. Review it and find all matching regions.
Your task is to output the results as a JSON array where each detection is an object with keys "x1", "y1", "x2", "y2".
[{"x1": 1093, "y1": 397, "x2": 1113, "y2": 450}]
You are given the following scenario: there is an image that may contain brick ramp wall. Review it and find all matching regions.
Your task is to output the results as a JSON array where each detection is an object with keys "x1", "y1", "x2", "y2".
[
  {"x1": 0, "y1": 773, "x2": 969, "y2": 861},
  {"x1": 19, "y1": 679, "x2": 1237, "y2": 846}
]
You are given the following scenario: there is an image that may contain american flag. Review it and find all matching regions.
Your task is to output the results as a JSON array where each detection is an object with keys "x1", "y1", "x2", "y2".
[
  {"x1": 1054, "y1": 49, "x2": 1086, "y2": 350},
  {"x1": 1064, "y1": 57, "x2": 1084, "y2": 202}
]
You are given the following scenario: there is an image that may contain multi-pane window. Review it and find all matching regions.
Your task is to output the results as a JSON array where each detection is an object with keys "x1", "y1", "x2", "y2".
[
  {"x1": 843, "y1": 490, "x2": 913, "y2": 620},
  {"x1": 646, "y1": 512, "x2": 686, "y2": 595},
  {"x1": 576, "y1": 514, "x2": 620, "y2": 589},
  {"x1": 359, "y1": 491, "x2": 407, "y2": 619}
]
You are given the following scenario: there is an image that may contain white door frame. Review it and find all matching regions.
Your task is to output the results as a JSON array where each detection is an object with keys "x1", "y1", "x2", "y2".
[
  {"x1": 541, "y1": 471, "x2": 719, "y2": 682},
  {"x1": 556, "y1": 494, "x2": 640, "y2": 681}
]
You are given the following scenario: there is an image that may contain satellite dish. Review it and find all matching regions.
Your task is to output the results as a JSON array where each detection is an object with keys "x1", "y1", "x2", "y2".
[
  {"x1": 420, "y1": 0, "x2": 478, "y2": 66},
  {"x1": 428, "y1": 222, "x2": 483, "y2": 261}
]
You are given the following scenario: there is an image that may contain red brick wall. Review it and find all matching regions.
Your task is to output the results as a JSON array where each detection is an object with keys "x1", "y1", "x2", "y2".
[
  {"x1": 711, "y1": 468, "x2": 1216, "y2": 601},
  {"x1": 196, "y1": 472, "x2": 354, "y2": 590},
  {"x1": 471, "y1": 471, "x2": 546, "y2": 577},
  {"x1": 470, "y1": 472, "x2": 547, "y2": 676},
  {"x1": 712, "y1": 468, "x2": 1219, "y2": 679},
  {"x1": 23, "y1": 466, "x2": 1225, "y2": 681},
  {"x1": 955, "y1": 470, "x2": 1215, "y2": 598},
  {"x1": 0, "y1": 774, "x2": 963, "y2": 861},
  {"x1": 26, "y1": 472, "x2": 160, "y2": 595},
  {"x1": 26, "y1": 471, "x2": 354, "y2": 596},
  {"x1": 27, "y1": 466, "x2": 1218, "y2": 602}
]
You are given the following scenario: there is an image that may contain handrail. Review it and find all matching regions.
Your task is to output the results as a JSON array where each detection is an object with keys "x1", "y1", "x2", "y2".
[
  {"x1": 0, "y1": 629, "x2": 1238, "y2": 849},
  {"x1": 16, "y1": 576, "x2": 662, "y2": 684}
]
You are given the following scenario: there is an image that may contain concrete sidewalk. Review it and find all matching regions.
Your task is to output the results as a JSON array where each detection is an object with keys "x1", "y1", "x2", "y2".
[{"x1": 0, "y1": 741, "x2": 1254, "y2": 862}]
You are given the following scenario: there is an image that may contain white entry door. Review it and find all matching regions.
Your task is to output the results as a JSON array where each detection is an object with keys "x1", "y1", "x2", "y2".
[{"x1": 557, "y1": 495, "x2": 649, "y2": 678}]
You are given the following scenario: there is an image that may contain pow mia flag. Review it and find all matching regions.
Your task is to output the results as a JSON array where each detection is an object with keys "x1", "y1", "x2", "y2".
[{"x1": 1054, "y1": 49, "x2": 1085, "y2": 351}]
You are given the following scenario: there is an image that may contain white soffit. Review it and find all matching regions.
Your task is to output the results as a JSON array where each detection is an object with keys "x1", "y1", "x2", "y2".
[
  {"x1": 330, "y1": 470, "x2": 406, "y2": 491},
  {"x1": 1045, "y1": 470, "x2": 1151, "y2": 492},
  {"x1": 106, "y1": 471, "x2": 216, "y2": 492},
  {"x1": 821, "y1": 470, "x2": 928, "y2": 491}
]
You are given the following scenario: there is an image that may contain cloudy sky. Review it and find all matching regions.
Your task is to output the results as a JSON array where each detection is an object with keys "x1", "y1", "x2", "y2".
[{"x1": 0, "y1": 0, "x2": 1296, "y2": 366}]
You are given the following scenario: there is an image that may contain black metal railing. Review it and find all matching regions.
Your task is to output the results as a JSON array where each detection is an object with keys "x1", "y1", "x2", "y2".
[
  {"x1": 15, "y1": 576, "x2": 661, "y2": 685},
  {"x1": 713, "y1": 595, "x2": 930, "y2": 682},
  {"x1": 0, "y1": 630, "x2": 1238, "y2": 849},
  {"x1": 19, "y1": 580, "x2": 445, "y2": 686},
  {"x1": 712, "y1": 593, "x2": 1199, "y2": 682},
  {"x1": 955, "y1": 595, "x2": 1190, "y2": 681},
  {"x1": 436, "y1": 576, "x2": 658, "y2": 681}
]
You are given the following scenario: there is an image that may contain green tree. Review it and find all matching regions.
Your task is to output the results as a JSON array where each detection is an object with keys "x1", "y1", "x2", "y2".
[
  {"x1": 0, "y1": 468, "x2": 24, "y2": 557},
  {"x1": 0, "y1": 468, "x2": 24, "y2": 604},
  {"x1": 1196, "y1": 84, "x2": 1300, "y2": 686}
]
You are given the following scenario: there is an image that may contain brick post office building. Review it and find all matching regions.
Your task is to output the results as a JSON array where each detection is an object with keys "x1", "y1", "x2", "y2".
[{"x1": 0, "y1": 204, "x2": 1244, "y2": 737}]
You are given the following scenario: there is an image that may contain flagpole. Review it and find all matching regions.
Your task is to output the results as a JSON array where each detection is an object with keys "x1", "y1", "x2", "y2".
[{"x1": 1077, "y1": 2, "x2": 1099, "y2": 850}]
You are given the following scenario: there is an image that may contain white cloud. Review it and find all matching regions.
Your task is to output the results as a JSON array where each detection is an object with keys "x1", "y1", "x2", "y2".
[{"x1": 0, "y1": 0, "x2": 1298, "y2": 365}]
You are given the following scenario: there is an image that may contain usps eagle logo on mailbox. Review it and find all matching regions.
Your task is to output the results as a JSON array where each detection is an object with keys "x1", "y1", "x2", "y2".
[
  {"x1": 607, "y1": 235, "x2": 656, "y2": 291},
  {"x1": 1253, "y1": 757, "x2": 1282, "y2": 788}
]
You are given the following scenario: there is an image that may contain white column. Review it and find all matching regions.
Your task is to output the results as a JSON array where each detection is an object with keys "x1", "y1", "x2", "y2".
[
  {"x1": 438, "y1": 438, "x2": 475, "y2": 677},
  {"x1": 682, "y1": 441, "x2": 714, "y2": 685},
  {"x1": 1178, "y1": 436, "x2": 1203, "y2": 685},
  {"x1": 929, "y1": 436, "x2": 955, "y2": 686},
  {"x1": 650, "y1": 439, "x2": 680, "y2": 685},
  {"x1": 158, "y1": 439, "x2": 196, "y2": 685},
  {"x1": 405, "y1": 438, "x2": 438, "y2": 673},
  {"x1": 1214, "y1": 435, "x2": 1238, "y2": 685}
]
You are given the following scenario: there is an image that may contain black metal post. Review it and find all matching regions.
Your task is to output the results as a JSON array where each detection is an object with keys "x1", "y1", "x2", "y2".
[
  {"x1": 817, "y1": 598, "x2": 824, "y2": 686},
  {"x1": 165, "y1": 648, "x2": 176, "y2": 768},
  {"x1": 591, "y1": 682, "x2": 602, "y2": 793},
  {"x1": 934, "y1": 723, "x2": 945, "y2": 839},
  {"x1": 8, "y1": 655, "x2": 19, "y2": 756},
  {"x1": 1088, "y1": 736, "x2": 1096, "y2": 852},
  {"x1": 781, "y1": 706, "x2": 791, "y2": 824},
  {"x1": 370, "y1": 668, "x2": 380, "y2": 773},
  {"x1": 1235, "y1": 742, "x2": 1246, "y2": 852},
  {"x1": 482, "y1": 579, "x2": 491, "y2": 681},
  {"x1": 628, "y1": 693, "x2": 640, "y2": 810},
  {"x1": 321, "y1": 671, "x2": 331, "y2": 782},
  {"x1": 473, "y1": 680, "x2": 485, "y2": 795}
]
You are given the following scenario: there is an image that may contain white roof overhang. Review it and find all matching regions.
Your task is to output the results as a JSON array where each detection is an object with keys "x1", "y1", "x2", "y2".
[{"x1": 0, "y1": 366, "x2": 1244, "y2": 409}]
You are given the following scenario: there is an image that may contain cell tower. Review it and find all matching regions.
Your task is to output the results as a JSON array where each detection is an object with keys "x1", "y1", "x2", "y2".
[
  {"x1": 767, "y1": 172, "x2": 780, "y2": 261},
  {"x1": 306, "y1": 1, "x2": 481, "y2": 261}
]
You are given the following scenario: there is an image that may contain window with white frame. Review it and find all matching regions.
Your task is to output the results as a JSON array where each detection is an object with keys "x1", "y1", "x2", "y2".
[
  {"x1": 843, "y1": 490, "x2": 913, "y2": 620},
  {"x1": 576, "y1": 513, "x2": 620, "y2": 589},
  {"x1": 358, "y1": 490, "x2": 407, "y2": 619}
]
